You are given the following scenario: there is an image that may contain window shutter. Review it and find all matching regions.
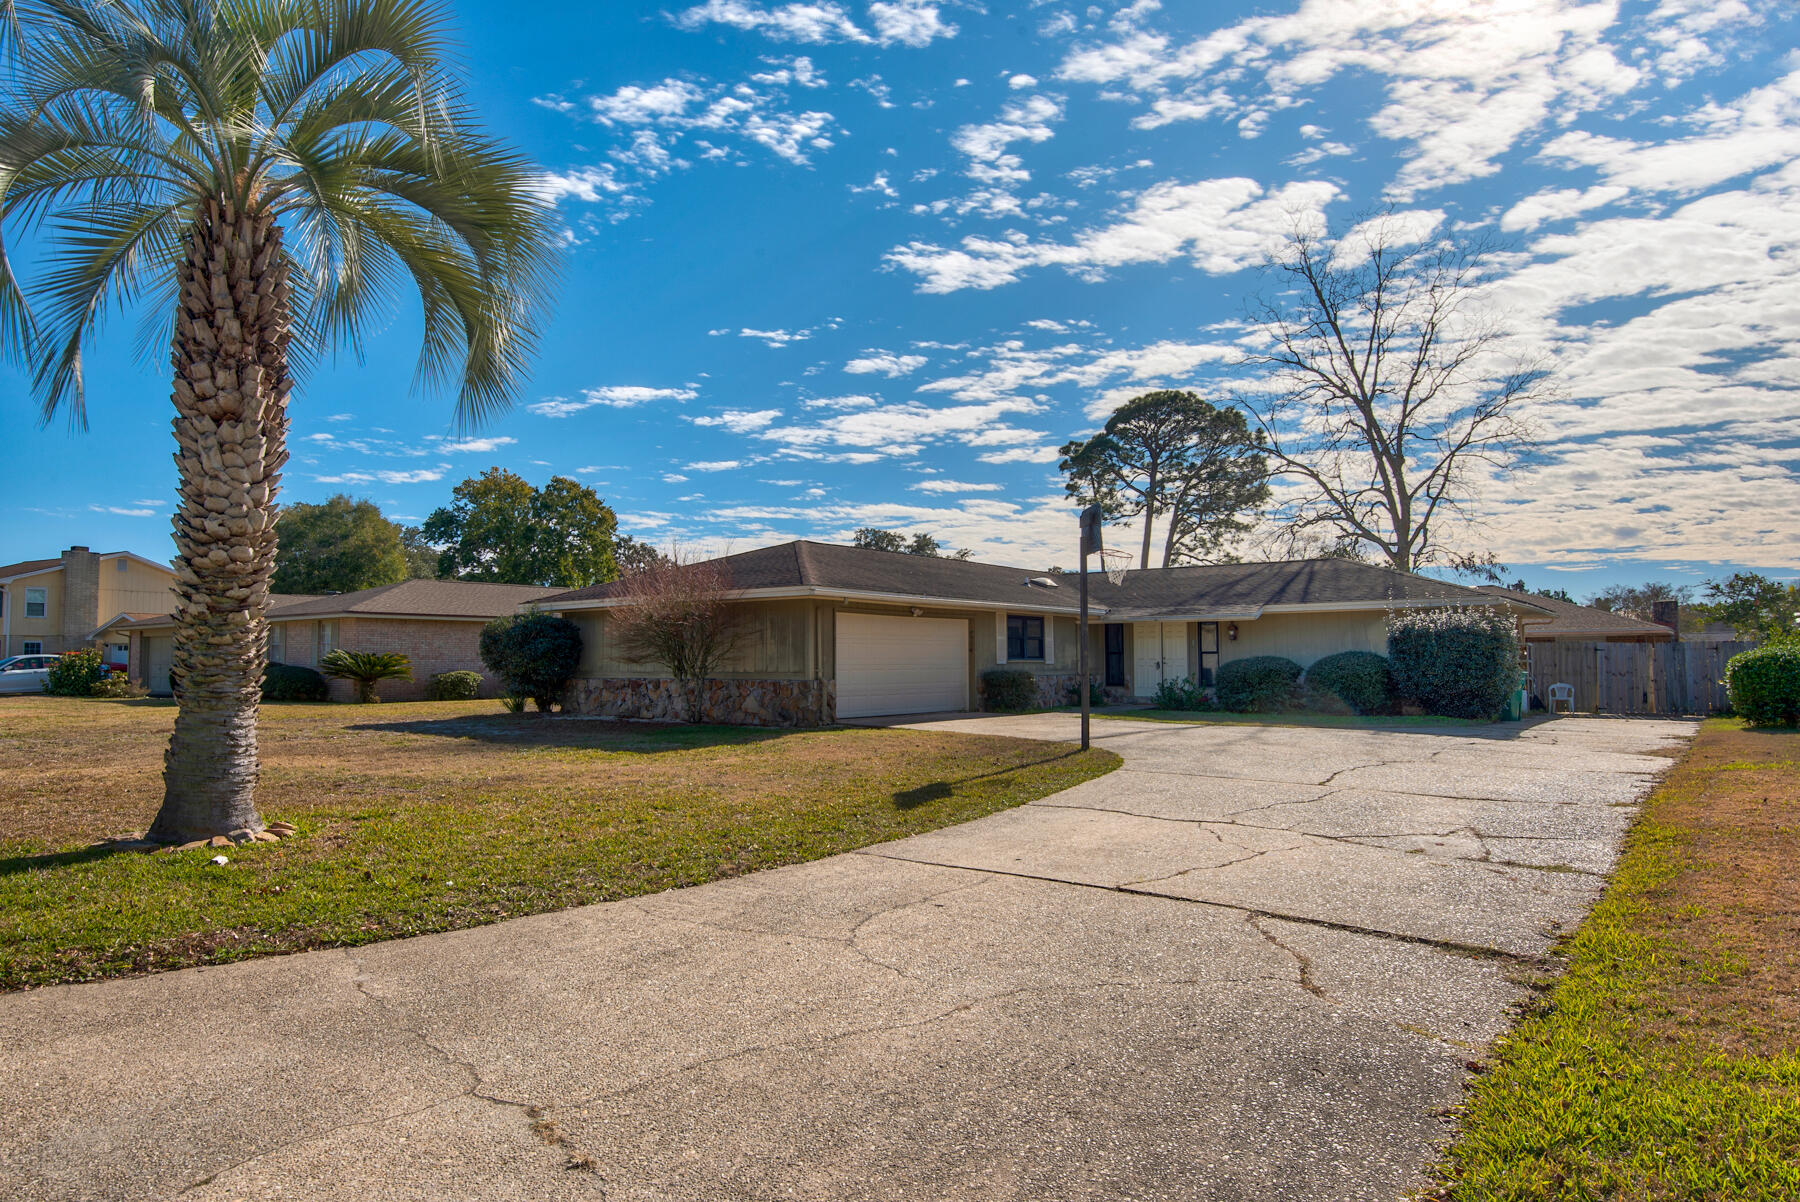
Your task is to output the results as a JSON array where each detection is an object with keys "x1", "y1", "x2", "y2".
[
  {"x1": 1043, "y1": 615, "x2": 1054, "y2": 666},
  {"x1": 996, "y1": 612, "x2": 1008, "y2": 664}
]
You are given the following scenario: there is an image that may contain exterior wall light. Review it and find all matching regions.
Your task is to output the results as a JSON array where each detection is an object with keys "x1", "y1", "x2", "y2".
[
  {"x1": 910, "y1": 606, "x2": 924, "y2": 617},
  {"x1": 1226, "y1": 622, "x2": 1239, "y2": 641}
]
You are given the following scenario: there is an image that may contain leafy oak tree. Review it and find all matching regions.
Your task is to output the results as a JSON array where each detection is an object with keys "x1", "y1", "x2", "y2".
[
  {"x1": 272, "y1": 495, "x2": 407, "y2": 594},
  {"x1": 1, "y1": 0, "x2": 557, "y2": 841},
  {"x1": 852, "y1": 528, "x2": 973, "y2": 559},
  {"x1": 423, "y1": 468, "x2": 618, "y2": 587},
  {"x1": 1242, "y1": 214, "x2": 1545, "y2": 576},
  {"x1": 1060, "y1": 390, "x2": 1270, "y2": 567}
]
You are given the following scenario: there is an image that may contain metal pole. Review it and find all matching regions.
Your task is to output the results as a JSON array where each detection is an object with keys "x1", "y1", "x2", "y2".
[{"x1": 1079, "y1": 538, "x2": 1090, "y2": 751}]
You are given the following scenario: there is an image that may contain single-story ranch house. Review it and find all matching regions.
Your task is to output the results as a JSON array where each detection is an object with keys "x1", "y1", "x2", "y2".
[
  {"x1": 541, "y1": 540, "x2": 1549, "y2": 724},
  {"x1": 122, "y1": 578, "x2": 563, "y2": 701}
]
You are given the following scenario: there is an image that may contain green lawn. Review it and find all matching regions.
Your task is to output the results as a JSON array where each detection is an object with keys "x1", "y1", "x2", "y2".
[
  {"x1": 0, "y1": 697, "x2": 1118, "y2": 990},
  {"x1": 1423, "y1": 719, "x2": 1800, "y2": 1200}
]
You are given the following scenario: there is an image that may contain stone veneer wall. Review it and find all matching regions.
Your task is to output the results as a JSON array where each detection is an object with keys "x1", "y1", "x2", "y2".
[{"x1": 565, "y1": 677, "x2": 834, "y2": 727}]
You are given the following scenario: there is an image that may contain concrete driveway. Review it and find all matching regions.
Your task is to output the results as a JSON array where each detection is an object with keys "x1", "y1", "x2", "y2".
[{"x1": 0, "y1": 714, "x2": 1692, "y2": 1202}]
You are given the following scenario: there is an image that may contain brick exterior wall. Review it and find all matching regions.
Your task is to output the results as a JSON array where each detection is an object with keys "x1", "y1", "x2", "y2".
[
  {"x1": 58, "y1": 548, "x2": 100, "y2": 649},
  {"x1": 331, "y1": 617, "x2": 499, "y2": 703}
]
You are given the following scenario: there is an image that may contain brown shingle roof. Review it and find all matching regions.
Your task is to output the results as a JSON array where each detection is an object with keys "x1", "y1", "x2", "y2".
[
  {"x1": 543, "y1": 540, "x2": 1524, "y2": 616},
  {"x1": 270, "y1": 579, "x2": 564, "y2": 620},
  {"x1": 1476, "y1": 585, "x2": 1675, "y2": 639},
  {"x1": 0, "y1": 557, "x2": 63, "y2": 580}
]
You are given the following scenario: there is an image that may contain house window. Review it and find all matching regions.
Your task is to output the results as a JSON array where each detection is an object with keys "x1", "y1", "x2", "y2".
[
  {"x1": 1198, "y1": 622, "x2": 1220, "y2": 686},
  {"x1": 1104, "y1": 624, "x2": 1125, "y2": 687},
  {"x1": 316, "y1": 620, "x2": 337, "y2": 662},
  {"x1": 267, "y1": 623, "x2": 285, "y2": 665},
  {"x1": 1006, "y1": 614, "x2": 1044, "y2": 661},
  {"x1": 22, "y1": 641, "x2": 42, "y2": 655},
  {"x1": 24, "y1": 588, "x2": 46, "y2": 619}
]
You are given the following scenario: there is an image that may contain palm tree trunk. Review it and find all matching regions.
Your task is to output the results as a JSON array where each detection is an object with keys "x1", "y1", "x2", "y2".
[{"x1": 146, "y1": 199, "x2": 290, "y2": 843}]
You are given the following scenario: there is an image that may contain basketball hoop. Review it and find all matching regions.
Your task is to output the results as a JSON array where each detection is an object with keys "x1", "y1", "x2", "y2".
[{"x1": 1100, "y1": 547, "x2": 1132, "y2": 586}]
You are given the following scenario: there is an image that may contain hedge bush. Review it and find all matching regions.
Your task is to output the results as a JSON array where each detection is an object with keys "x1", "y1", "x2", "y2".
[
  {"x1": 44, "y1": 650, "x2": 105, "y2": 696},
  {"x1": 479, "y1": 612, "x2": 582, "y2": 711},
  {"x1": 1304, "y1": 651, "x2": 1394, "y2": 716},
  {"x1": 1724, "y1": 644, "x2": 1800, "y2": 727},
  {"x1": 427, "y1": 670, "x2": 483, "y2": 701},
  {"x1": 263, "y1": 662, "x2": 329, "y2": 702},
  {"x1": 89, "y1": 673, "x2": 147, "y2": 699},
  {"x1": 1216, "y1": 656, "x2": 1302, "y2": 712},
  {"x1": 1152, "y1": 675, "x2": 1211, "y2": 711},
  {"x1": 980, "y1": 667, "x2": 1036, "y2": 712},
  {"x1": 1388, "y1": 608, "x2": 1519, "y2": 719}
]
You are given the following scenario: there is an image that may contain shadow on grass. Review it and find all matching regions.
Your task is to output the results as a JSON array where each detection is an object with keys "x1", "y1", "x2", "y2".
[
  {"x1": 347, "y1": 713, "x2": 794, "y2": 753},
  {"x1": 0, "y1": 842, "x2": 135, "y2": 878},
  {"x1": 891, "y1": 748, "x2": 1086, "y2": 810},
  {"x1": 1092, "y1": 707, "x2": 1561, "y2": 740}
]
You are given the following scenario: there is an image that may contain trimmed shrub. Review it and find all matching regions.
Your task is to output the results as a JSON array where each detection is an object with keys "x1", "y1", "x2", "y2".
[
  {"x1": 90, "y1": 673, "x2": 148, "y2": 699},
  {"x1": 263, "y1": 662, "x2": 329, "y2": 702},
  {"x1": 1216, "y1": 656, "x2": 1302, "y2": 712},
  {"x1": 1068, "y1": 677, "x2": 1106, "y2": 708},
  {"x1": 1724, "y1": 644, "x2": 1800, "y2": 727},
  {"x1": 1304, "y1": 651, "x2": 1395, "y2": 716},
  {"x1": 45, "y1": 650, "x2": 105, "y2": 696},
  {"x1": 1388, "y1": 608, "x2": 1519, "y2": 720},
  {"x1": 980, "y1": 667, "x2": 1036, "y2": 712},
  {"x1": 1152, "y1": 675, "x2": 1211, "y2": 711},
  {"x1": 479, "y1": 612, "x2": 582, "y2": 711},
  {"x1": 427, "y1": 670, "x2": 483, "y2": 701}
]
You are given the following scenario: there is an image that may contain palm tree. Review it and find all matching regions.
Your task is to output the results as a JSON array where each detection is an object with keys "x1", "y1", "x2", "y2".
[
  {"x1": 0, "y1": 0, "x2": 557, "y2": 841},
  {"x1": 319, "y1": 649, "x2": 411, "y2": 703}
]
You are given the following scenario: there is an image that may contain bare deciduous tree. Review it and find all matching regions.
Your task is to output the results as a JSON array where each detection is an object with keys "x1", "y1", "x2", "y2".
[
  {"x1": 608, "y1": 553, "x2": 748, "y2": 721},
  {"x1": 1242, "y1": 216, "x2": 1546, "y2": 576}
]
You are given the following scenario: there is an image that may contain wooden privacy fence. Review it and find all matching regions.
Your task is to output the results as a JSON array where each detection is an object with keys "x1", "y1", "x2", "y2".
[{"x1": 1526, "y1": 641, "x2": 1757, "y2": 715}]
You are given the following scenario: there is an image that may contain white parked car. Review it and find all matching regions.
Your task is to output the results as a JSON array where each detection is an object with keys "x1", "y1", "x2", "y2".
[{"x1": 0, "y1": 654, "x2": 59, "y2": 694}]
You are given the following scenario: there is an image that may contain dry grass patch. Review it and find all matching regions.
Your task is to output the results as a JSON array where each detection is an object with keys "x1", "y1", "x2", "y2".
[{"x1": 0, "y1": 696, "x2": 1118, "y2": 990}]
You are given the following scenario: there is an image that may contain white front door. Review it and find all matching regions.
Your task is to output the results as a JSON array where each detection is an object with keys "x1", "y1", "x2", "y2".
[
  {"x1": 1131, "y1": 621, "x2": 1189, "y2": 697},
  {"x1": 835, "y1": 612, "x2": 969, "y2": 718}
]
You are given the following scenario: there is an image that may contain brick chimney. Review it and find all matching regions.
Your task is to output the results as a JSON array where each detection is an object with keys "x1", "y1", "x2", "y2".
[
  {"x1": 59, "y1": 546, "x2": 100, "y2": 649},
  {"x1": 1651, "y1": 599, "x2": 1679, "y2": 635}
]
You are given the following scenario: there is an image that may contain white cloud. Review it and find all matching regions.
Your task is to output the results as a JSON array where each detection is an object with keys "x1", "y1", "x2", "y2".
[
  {"x1": 528, "y1": 386, "x2": 697, "y2": 418},
  {"x1": 434, "y1": 436, "x2": 518, "y2": 454},
  {"x1": 975, "y1": 446, "x2": 1062, "y2": 465},
  {"x1": 1008, "y1": 73, "x2": 1039, "y2": 89},
  {"x1": 758, "y1": 398, "x2": 1043, "y2": 458},
  {"x1": 1055, "y1": 0, "x2": 1657, "y2": 199},
  {"x1": 315, "y1": 467, "x2": 449, "y2": 486},
  {"x1": 887, "y1": 176, "x2": 1339, "y2": 292},
  {"x1": 801, "y1": 394, "x2": 881, "y2": 409},
  {"x1": 589, "y1": 79, "x2": 704, "y2": 125},
  {"x1": 951, "y1": 94, "x2": 1064, "y2": 185},
  {"x1": 911, "y1": 480, "x2": 1006, "y2": 493},
  {"x1": 849, "y1": 171, "x2": 899, "y2": 198},
  {"x1": 1538, "y1": 68, "x2": 1800, "y2": 195},
  {"x1": 90, "y1": 504, "x2": 157, "y2": 518},
  {"x1": 690, "y1": 408, "x2": 784, "y2": 432},
  {"x1": 844, "y1": 351, "x2": 927, "y2": 376},
  {"x1": 1500, "y1": 185, "x2": 1630, "y2": 232},
  {"x1": 738, "y1": 327, "x2": 813, "y2": 346},
  {"x1": 674, "y1": 1, "x2": 868, "y2": 43},
  {"x1": 868, "y1": 0, "x2": 956, "y2": 47},
  {"x1": 688, "y1": 459, "x2": 745, "y2": 472}
]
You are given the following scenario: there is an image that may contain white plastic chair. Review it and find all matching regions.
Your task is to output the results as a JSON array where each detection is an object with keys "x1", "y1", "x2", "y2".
[{"x1": 1547, "y1": 682, "x2": 1575, "y2": 714}]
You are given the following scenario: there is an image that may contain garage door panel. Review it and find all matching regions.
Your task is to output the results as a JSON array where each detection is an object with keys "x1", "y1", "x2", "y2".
[{"x1": 836, "y1": 613, "x2": 968, "y2": 718}]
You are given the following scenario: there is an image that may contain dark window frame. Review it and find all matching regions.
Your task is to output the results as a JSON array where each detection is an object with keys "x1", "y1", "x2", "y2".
[
  {"x1": 1006, "y1": 614, "x2": 1045, "y2": 661},
  {"x1": 1198, "y1": 621, "x2": 1220, "y2": 686},
  {"x1": 1103, "y1": 623, "x2": 1125, "y2": 687}
]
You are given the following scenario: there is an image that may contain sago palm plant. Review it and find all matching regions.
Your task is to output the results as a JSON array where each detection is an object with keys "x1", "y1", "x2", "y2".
[
  {"x1": 0, "y1": 0, "x2": 557, "y2": 840},
  {"x1": 319, "y1": 648, "x2": 411, "y2": 703}
]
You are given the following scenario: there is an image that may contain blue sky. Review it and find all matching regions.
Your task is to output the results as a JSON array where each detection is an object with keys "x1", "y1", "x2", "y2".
[{"x1": 4, "y1": 0, "x2": 1798, "y2": 596}]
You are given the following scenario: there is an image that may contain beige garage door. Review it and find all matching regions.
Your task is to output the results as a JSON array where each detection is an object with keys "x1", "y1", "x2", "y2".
[{"x1": 835, "y1": 613, "x2": 968, "y2": 719}]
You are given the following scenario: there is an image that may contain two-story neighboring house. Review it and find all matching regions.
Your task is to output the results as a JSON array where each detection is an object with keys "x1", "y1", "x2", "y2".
[{"x1": 0, "y1": 546, "x2": 177, "y2": 663}]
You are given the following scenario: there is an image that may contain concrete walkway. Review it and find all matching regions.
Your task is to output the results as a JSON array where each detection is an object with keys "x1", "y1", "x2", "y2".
[{"x1": 0, "y1": 714, "x2": 1693, "y2": 1201}]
